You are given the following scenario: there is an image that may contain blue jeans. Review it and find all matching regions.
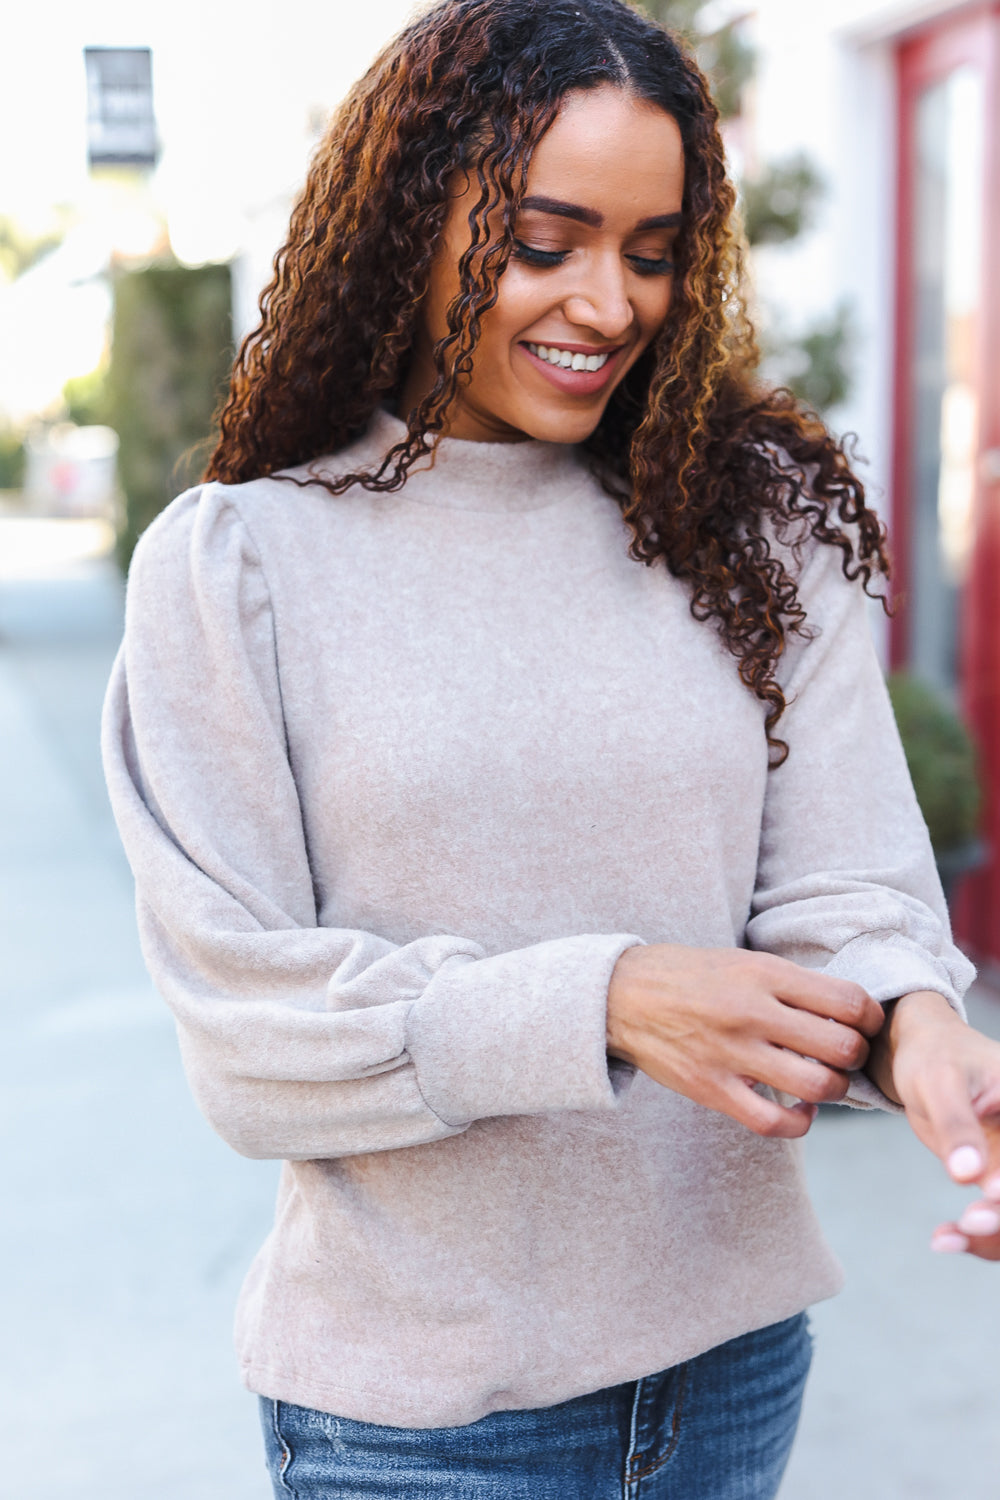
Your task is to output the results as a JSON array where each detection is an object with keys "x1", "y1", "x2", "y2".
[{"x1": 259, "y1": 1312, "x2": 811, "y2": 1498}]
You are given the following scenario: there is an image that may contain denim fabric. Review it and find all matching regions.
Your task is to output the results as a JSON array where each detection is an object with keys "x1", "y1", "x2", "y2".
[{"x1": 259, "y1": 1312, "x2": 811, "y2": 1499}]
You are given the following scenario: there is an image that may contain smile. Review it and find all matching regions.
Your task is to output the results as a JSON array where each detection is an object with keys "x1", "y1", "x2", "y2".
[{"x1": 525, "y1": 343, "x2": 612, "y2": 371}]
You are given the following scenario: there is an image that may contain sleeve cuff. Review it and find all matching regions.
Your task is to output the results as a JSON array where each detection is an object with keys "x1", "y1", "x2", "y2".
[
  {"x1": 404, "y1": 934, "x2": 643, "y2": 1126},
  {"x1": 820, "y1": 932, "x2": 972, "y2": 1019},
  {"x1": 823, "y1": 934, "x2": 975, "y2": 1112},
  {"x1": 840, "y1": 1069, "x2": 904, "y2": 1113}
]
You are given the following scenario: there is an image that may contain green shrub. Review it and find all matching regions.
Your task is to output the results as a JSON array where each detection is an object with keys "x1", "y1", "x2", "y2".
[
  {"x1": 63, "y1": 367, "x2": 109, "y2": 427},
  {"x1": 741, "y1": 155, "x2": 825, "y2": 247},
  {"x1": 0, "y1": 426, "x2": 25, "y2": 490},
  {"x1": 887, "y1": 672, "x2": 982, "y2": 854},
  {"x1": 106, "y1": 261, "x2": 233, "y2": 569}
]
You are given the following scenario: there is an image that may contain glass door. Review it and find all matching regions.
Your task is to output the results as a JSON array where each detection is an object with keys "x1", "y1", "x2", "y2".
[
  {"x1": 893, "y1": 5, "x2": 1000, "y2": 960},
  {"x1": 907, "y1": 64, "x2": 982, "y2": 694}
]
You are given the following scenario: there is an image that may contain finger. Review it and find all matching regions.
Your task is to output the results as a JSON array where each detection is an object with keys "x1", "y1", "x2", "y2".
[
  {"x1": 976, "y1": 1118, "x2": 1000, "y2": 1201},
  {"x1": 711, "y1": 1077, "x2": 818, "y2": 1140},
  {"x1": 930, "y1": 1223, "x2": 969, "y2": 1255},
  {"x1": 933, "y1": 1218, "x2": 1000, "y2": 1262},
  {"x1": 964, "y1": 1236, "x2": 1000, "y2": 1261},
  {"x1": 761, "y1": 959, "x2": 883, "y2": 1036},
  {"x1": 945, "y1": 1094, "x2": 1000, "y2": 1185},
  {"x1": 765, "y1": 1005, "x2": 871, "y2": 1075},
  {"x1": 903, "y1": 1063, "x2": 989, "y2": 1179},
  {"x1": 945, "y1": 1144, "x2": 986, "y2": 1183},
  {"x1": 956, "y1": 1200, "x2": 1000, "y2": 1238},
  {"x1": 741, "y1": 1043, "x2": 851, "y2": 1106}
]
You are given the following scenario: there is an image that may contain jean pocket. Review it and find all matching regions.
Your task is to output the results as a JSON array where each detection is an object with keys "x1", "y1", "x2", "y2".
[{"x1": 260, "y1": 1398, "x2": 297, "y2": 1496}]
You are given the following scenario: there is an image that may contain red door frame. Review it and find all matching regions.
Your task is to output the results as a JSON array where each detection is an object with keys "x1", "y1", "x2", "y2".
[{"x1": 891, "y1": 2, "x2": 1000, "y2": 963}]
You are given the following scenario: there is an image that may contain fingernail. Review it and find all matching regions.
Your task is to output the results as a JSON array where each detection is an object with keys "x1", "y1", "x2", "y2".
[
  {"x1": 984, "y1": 1174, "x2": 1000, "y2": 1203},
  {"x1": 931, "y1": 1232, "x2": 969, "y2": 1254},
  {"x1": 958, "y1": 1206, "x2": 1000, "y2": 1236},
  {"x1": 947, "y1": 1146, "x2": 984, "y2": 1180}
]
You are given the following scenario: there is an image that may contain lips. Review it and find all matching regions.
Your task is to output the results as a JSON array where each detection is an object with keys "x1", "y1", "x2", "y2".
[{"x1": 519, "y1": 340, "x2": 625, "y2": 394}]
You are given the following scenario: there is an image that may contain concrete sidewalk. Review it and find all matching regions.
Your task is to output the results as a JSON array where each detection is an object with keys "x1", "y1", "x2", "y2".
[
  {"x1": 1, "y1": 523, "x2": 998, "y2": 1498},
  {"x1": 0, "y1": 529, "x2": 276, "y2": 1499}
]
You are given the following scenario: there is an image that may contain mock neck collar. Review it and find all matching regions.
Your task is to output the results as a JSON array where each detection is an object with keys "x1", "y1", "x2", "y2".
[{"x1": 313, "y1": 408, "x2": 588, "y2": 513}]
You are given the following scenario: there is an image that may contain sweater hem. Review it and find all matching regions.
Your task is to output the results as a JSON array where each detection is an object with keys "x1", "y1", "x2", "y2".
[{"x1": 239, "y1": 1270, "x2": 845, "y2": 1429}]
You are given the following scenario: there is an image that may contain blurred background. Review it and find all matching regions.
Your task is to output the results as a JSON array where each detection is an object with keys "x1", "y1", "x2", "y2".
[{"x1": 1, "y1": 0, "x2": 998, "y2": 1496}]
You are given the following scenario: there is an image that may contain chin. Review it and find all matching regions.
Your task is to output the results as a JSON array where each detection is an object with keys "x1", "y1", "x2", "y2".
[{"x1": 515, "y1": 402, "x2": 608, "y2": 445}]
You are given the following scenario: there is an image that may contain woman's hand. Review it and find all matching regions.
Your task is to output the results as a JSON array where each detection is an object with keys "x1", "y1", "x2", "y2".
[
  {"x1": 606, "y1": 945, "x2": 884, "y2": 1139},
  {"x1": 867, "y1": 990, "x2": 1000, "y2": 1261}
]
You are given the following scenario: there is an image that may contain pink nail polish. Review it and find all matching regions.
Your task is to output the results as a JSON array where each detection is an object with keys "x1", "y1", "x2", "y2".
[
  {"x1": 931, "y1": 1232, "x2": 969, "y2": 1254},
  {"x1": 984, "y1": 1174, "x2": 1000, "y2": 1203},
  {"x1": 958, "y1": 1206, "x2": 1000, "y2": 1236},
  {"x1": 947, "y1": 1146, "x2": 984, "y2": 1180}
]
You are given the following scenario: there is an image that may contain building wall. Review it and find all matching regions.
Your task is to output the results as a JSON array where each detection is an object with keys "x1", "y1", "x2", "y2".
[
  {"x1": 1, "y1": 0, "x2": 419, "y2": 392},
  {"x1": 744, "y1": 0, "x2": 974, "y2": 662},
  {"x1": 748, "y1": 0, "x2": 1000, "y2": 959},
  {"x1": 749, "y1": 3, "x2": 940, "y2": 501}
]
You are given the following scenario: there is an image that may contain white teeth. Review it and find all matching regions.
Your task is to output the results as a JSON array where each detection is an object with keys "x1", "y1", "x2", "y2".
[{"x1": 526, "y1": 343, "x2": 611, "y2": 372}]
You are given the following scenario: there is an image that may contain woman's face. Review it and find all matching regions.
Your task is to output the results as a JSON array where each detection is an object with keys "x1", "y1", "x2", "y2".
[{"x1": 400, "y1": 85, "x2": 686, "y2": 444}]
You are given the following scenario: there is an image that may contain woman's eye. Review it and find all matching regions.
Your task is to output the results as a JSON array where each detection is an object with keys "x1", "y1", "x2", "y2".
[
  {"x1": 512, "y1": 240, "x2": 568, "y2": 268},
  {"x1": 627, "y1": 254, "x2": 675, "y2": 276},
  {"x1": 511, "y1": 241, "x2": 676, "y2": 275}
]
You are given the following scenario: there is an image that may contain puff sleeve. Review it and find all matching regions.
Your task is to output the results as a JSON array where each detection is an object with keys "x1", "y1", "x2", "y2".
[
  {"x1": 744, "y1": 536, "x2": 975, "y2": 1107},
  {"x1": 101, "y1": 486, "x2": 640, "y2": 1160}
]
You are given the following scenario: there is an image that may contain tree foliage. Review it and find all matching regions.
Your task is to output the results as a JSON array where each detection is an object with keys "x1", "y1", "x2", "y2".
[
  {"x1": 0, "y1": 426, "x2": 25, "y2": 490},
  {"x1": 640, "y1": 0, "x2": 754, "y2": 120},
  {"x1": 783, "y1": 302, "x2": 853, "y2": 412},
  {"x1": 106, "y1": 262, "x2": 233, "y2": 568},
  {"x1": 62, "y1": 367, "x2": 109, "y2": 428},
  {"x1": 637, "y1": 0, "x2": 852, "y2": 414},
  {"x1": 0, "y1": 213, "x2": 68, "y2": 282},
  {"x1": 740, "y1": 153, "x2": 824, "y2": 247}
]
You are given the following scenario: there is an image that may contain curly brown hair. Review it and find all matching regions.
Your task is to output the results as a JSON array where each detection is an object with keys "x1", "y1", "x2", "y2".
[{"x1": 205, "y1": 0, "x2": 890, "y2": 763}]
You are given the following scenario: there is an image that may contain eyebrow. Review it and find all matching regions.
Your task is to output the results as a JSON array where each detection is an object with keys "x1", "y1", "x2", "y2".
[{"x1": 519, "y1": 196, "x2": 683, "y2": 232}]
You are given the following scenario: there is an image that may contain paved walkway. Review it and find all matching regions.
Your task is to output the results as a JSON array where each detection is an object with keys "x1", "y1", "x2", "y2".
[
  {"x1": 1, "y1": 520, "x2": 997, "y2": 1498},
  {"x1": 0, "y1": 526, "x2": 276, "y2": 1500}
]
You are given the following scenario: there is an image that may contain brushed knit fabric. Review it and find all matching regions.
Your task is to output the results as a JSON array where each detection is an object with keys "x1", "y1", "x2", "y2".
[{"x1": 102, "y1": 409, "x2": 973, "y2": 1428}]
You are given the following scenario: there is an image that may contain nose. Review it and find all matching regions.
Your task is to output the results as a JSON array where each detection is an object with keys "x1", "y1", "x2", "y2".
[{"x1": 561, "y1": 252, "x2": 635, "y2": 340}]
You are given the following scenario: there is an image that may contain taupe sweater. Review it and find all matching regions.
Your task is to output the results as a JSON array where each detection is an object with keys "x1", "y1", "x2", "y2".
[{"x1": 102, "y1": 410, "x2": 973, "y2": 1427}]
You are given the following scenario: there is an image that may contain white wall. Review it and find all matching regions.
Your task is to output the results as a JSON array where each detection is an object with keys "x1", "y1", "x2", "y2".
[
  {"x1": 0, "y1": 0, "x2": 421, "y2": 410},
  {"x1": 3, "y1": 0, "x2": 422, "y2": 220},
  {"x1": 3, "y1": 0, "x2": 972, "y2": 439},
  {"x1": 747, "y1": 0, "x2": 972, "y2": 526},
  {"x1": 749, "y1": 3, "x2": 894, "y2": 511}
]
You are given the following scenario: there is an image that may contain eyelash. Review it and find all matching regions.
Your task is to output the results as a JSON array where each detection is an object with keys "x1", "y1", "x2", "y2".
[{"x1": 512, "y1": 240, "x2": 675, "y2": 276}]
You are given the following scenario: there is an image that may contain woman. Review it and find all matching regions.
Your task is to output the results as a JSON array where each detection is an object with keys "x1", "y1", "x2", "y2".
[{"x1": 102, "y1": 1, "x2": 1000, "y2": 1495}]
